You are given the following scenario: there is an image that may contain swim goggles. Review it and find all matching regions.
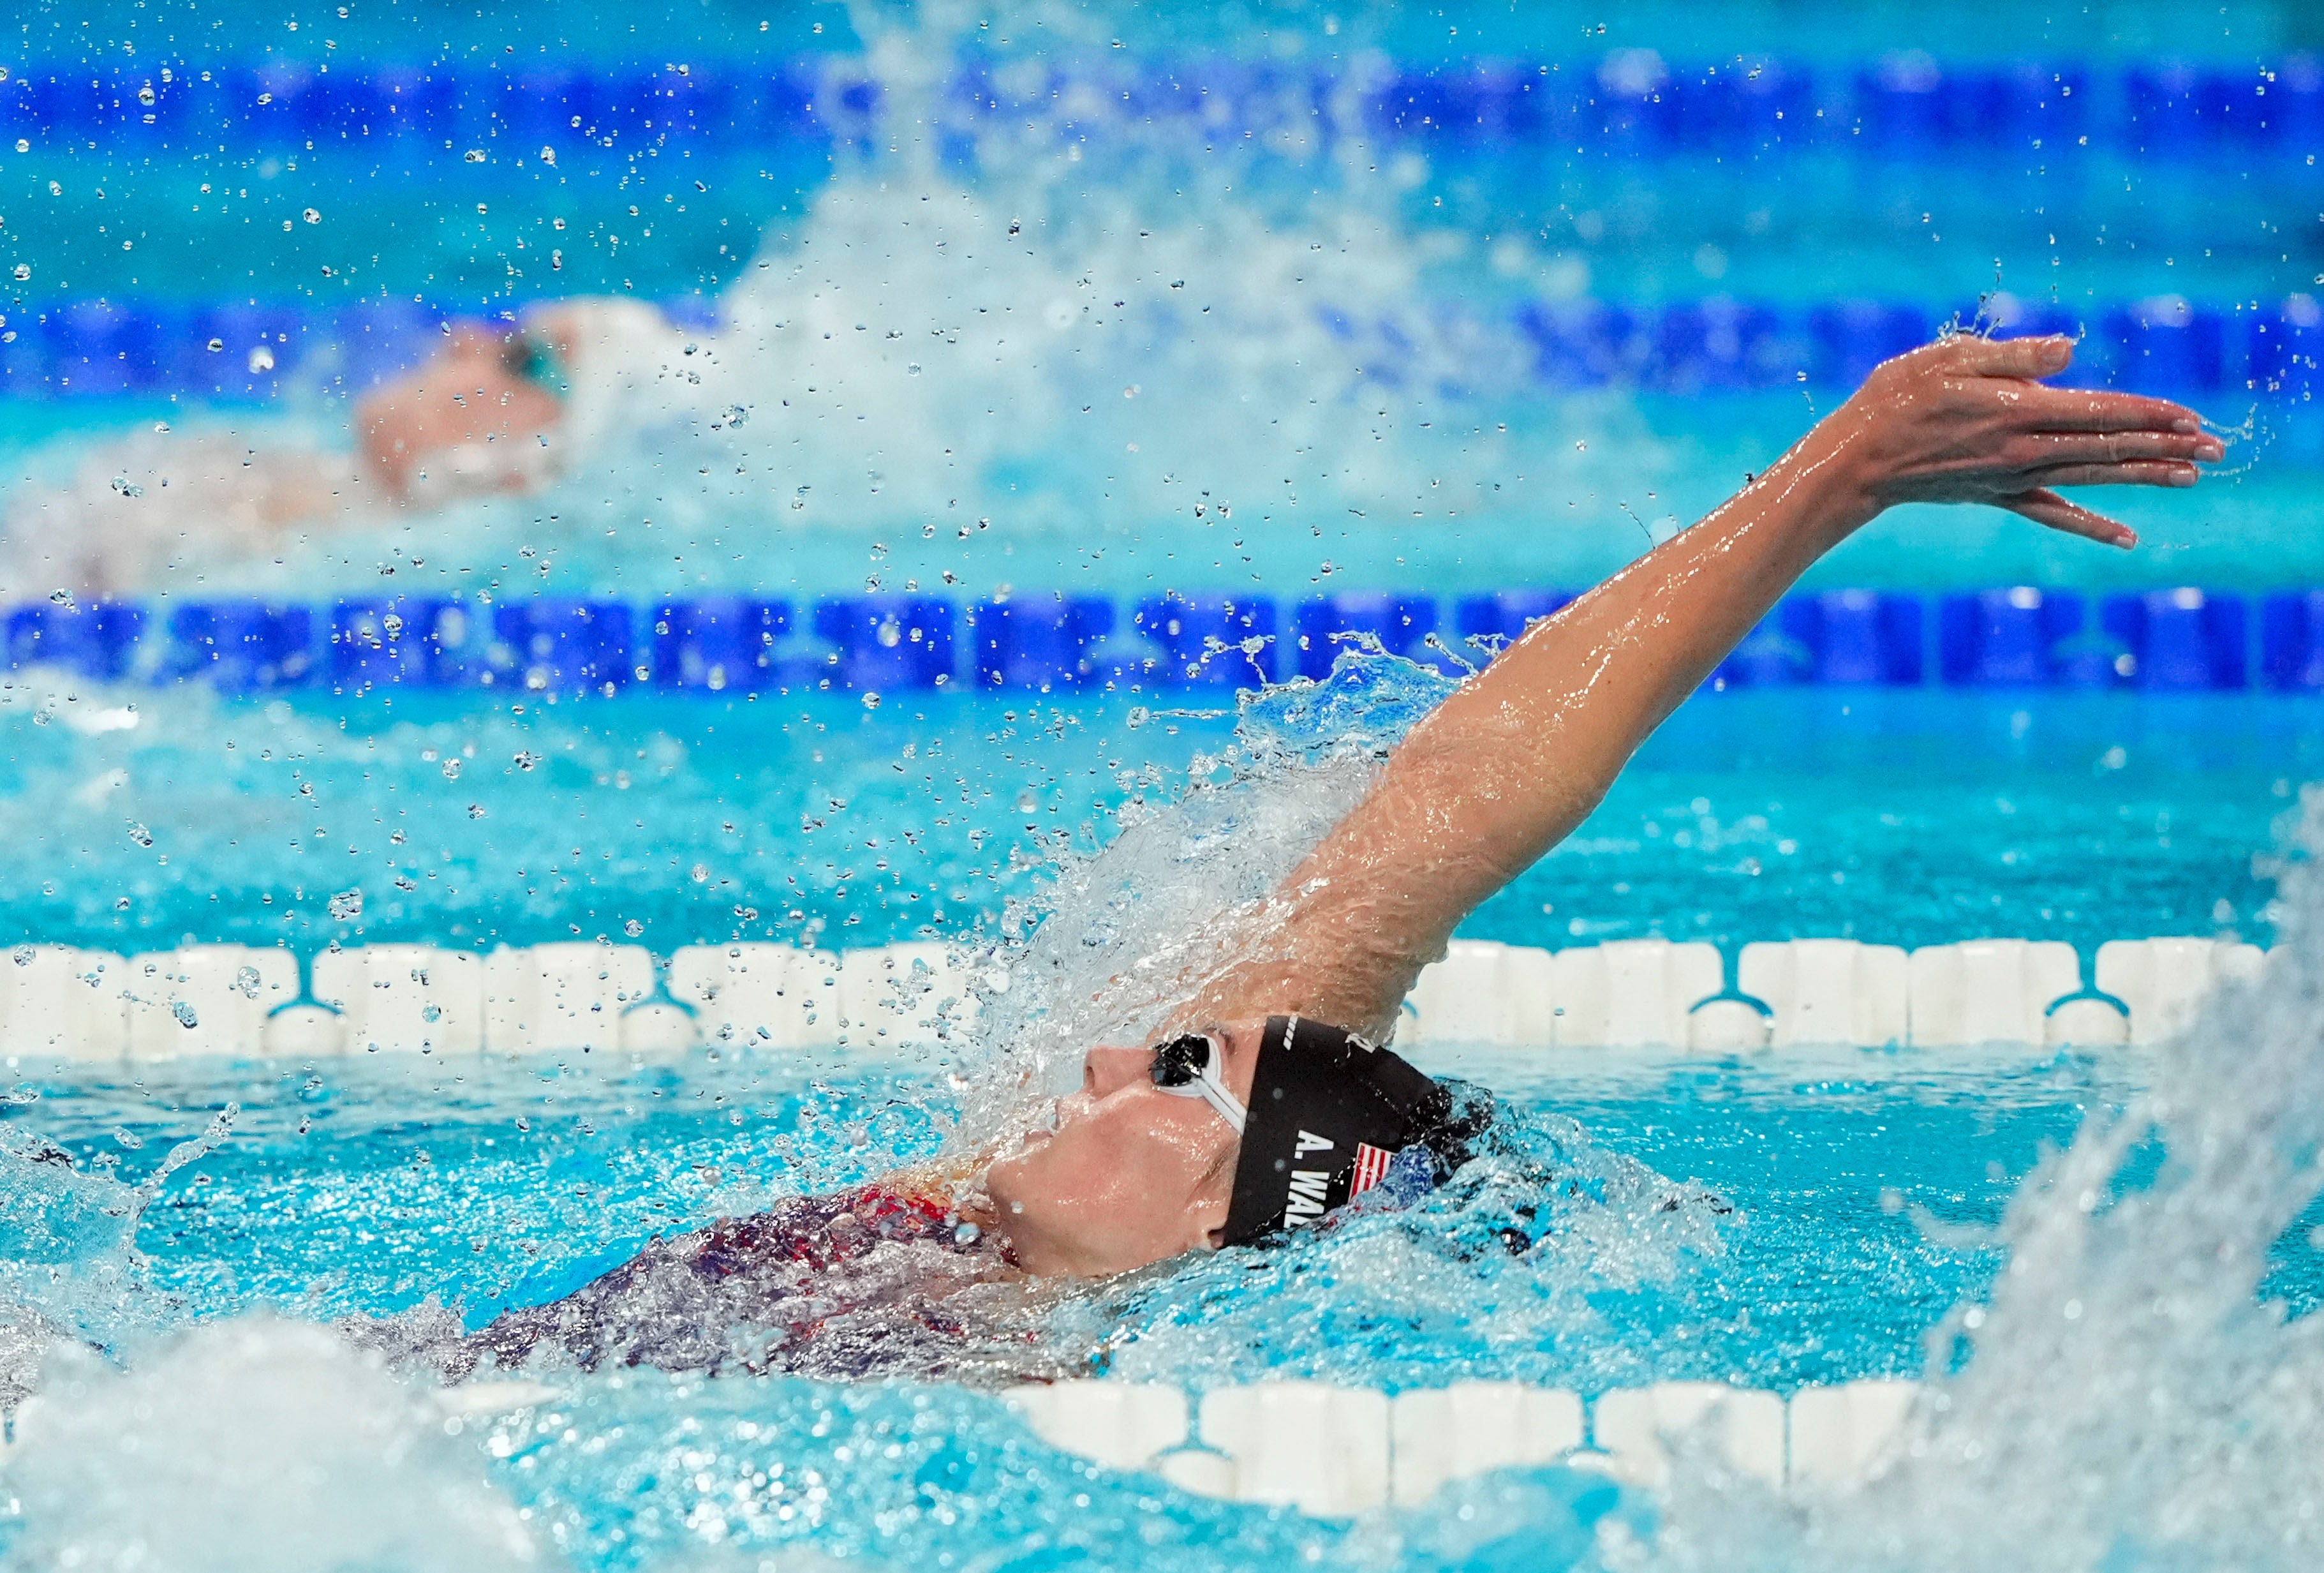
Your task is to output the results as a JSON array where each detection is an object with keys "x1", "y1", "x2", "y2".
[{"x1": 1148, "y1": 1032, "x2": 1248, "y2": 1134}]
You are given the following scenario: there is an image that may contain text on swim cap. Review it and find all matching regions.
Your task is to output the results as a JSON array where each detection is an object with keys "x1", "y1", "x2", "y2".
[
  {"x1": 1294, "y1": 1130, "x2": 1335, "y2": 1156},
  {"x1": 1285, "y1": 1169, "x2": 1332, "y2": 1220}
]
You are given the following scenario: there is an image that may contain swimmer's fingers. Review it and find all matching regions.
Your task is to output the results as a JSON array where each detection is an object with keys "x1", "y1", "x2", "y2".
[
  {"x1": 2020, "y1": 386, "x2": 2209, "y2": 434},
  {"x1": 2008, "y1": 429, "x2": 2225, "y2": 466},
  {"x1": 2000, "y1": 488, "x2": 2138, "y2": 550},
  {"x1": 2018, "y1": 459, "x2": 2203, "y2": 489},
  {"x1": 1946, "y1": 338, "x2": 2212, "y2": 434},
  {"x1": 1946, "y1": 332, "x2": 2074, "y2": 379}
]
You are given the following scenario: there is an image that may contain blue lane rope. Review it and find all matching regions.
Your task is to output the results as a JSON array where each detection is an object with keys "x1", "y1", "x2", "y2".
[
  {"x1": 0, "y1": 586, "x2": 2304, "y2": 694},
  {"x1": 0, "y1": 293, "x2": 2312, "y2": 402}
]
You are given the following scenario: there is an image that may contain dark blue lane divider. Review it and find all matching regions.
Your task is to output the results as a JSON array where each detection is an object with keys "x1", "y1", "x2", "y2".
[
  {"x1": 3, "y1": 293, "x2": 2314, "y2": 402},
  {"x1": 6, "y1": 589, "x2": 2320, "y2": 696},
  {"x1": 3, "y1": 56, "x2": 2318, "y2": 161}
]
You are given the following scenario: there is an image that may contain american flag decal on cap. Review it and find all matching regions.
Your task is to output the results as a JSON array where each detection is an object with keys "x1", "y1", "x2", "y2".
[{"x1": 1349, "y1": 1142, "x2": 1394, "y2": 1198}]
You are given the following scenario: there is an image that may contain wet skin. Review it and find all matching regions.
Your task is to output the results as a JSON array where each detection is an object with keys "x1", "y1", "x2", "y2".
[
  {"x1": 981, "y1": 1020, "x2": 1267, "y2": 1277},
  {"x1": 468, "y1": 334, "x2": 2229, "y2": 1331}
]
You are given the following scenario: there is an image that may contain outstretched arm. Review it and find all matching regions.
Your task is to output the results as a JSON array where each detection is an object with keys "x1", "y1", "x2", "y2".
[{"x1": 1180, "y1": 333, "x2": 2221, "y2": 1040}]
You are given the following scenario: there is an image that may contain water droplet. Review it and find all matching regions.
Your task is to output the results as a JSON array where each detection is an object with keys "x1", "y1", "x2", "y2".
[
  {"x1": 233, "y1": 965, "x2": 261, "y2": 997},
  {"x1": 247, "y1": 345, "x2": 276, "y2": 373},
  {"x1": 624, "y1": 919, "x2": 644, "y2": 937},
  {"x1": 126, "y1": 822, "x2": 152, "y2": 847},
  {"x1": 328, "y1": 889, "x2": 363, "y2": 920},
  {"x1": 11, "y1": 264, "x2": 28, "y2": 282},
  {"x1": 302, "y1": 207, "x2": 320, "y2": 224},
  {"x1": 171, "y1": 999, "x2": 198, "y2": 1029},
  {"x1": 420, "y1": 1003, "x2": 442, "y2": 1024}
]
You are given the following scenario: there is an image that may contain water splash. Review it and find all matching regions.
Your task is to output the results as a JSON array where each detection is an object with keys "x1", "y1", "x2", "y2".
[
  {"x1": 0, "y1": 1103, "x2": 235, "y2": 1392},
  {"x1": 960, "y1": 645, "x2": 1458, "y2": 1131},
  {"x1": 0, "y1": 1, "x2": 1647, "y2": 604},
  {"x1": 1626, "y1": 797, "x2": 2324, "y2": 1572},
  {"x1": 3, "y1": 1315, "x2": 547, "y2": 1572}
]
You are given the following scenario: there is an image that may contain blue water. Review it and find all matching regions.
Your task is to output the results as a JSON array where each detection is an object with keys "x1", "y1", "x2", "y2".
[
  {"x1": 0, "y1": 679, "x2": 2289, "y2": 959},
  {"x1": 10, "y1": 1037, "x2": 2321, "y2": 1568},
  {"x1": 3, "y1": 0, "x2": 2323, "y2": 1566}
]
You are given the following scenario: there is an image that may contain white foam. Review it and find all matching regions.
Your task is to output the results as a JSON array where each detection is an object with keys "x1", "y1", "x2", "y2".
[{"x1": 6, "y1": 1315, "x2": 545, "y2": 1570}]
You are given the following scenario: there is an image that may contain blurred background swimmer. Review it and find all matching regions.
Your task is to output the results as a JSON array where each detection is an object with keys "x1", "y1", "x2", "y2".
[{"x1": 0, "y1": 295, "x2": 694, "y2": 600}]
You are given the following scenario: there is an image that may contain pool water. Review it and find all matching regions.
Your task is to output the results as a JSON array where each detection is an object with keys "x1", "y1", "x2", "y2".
[
  {"x1": 11, "y1": 1015, "x2": 2324, "y2": 1570},
  {"x1": 5, "y1": 0, "x2": 2324, "y2": 1567},
  {"x1": 0, "y1": 1045, "x2": 2168, "y2": 1560},
  {"x1": 0, "y1": 676, "x2": 2291, "y2": 958}
]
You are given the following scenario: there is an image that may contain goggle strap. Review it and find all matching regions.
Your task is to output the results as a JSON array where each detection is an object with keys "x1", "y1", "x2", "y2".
[{"x1": 1198, "y1": 1075, "x2": 1248, "y2": 1135}]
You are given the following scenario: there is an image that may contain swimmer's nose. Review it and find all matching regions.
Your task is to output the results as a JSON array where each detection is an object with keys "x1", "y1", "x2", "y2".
[{"x1": 1081, "y1": 1044, "x2": 1153, "y2": 1100}]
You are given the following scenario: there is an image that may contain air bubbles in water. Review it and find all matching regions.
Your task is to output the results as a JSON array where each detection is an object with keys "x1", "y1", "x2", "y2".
[
  {"x1": 328, "y1": 890, "x2": 363, "y2": 921},
  {"x1": 170, "y1": 999, "x2": 197, "y2": 1030}
]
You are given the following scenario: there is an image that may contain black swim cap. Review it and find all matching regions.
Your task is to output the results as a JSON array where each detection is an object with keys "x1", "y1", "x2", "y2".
[{"x1": 1219, "y1": 1015, "x2": 1460, "y2": 1247}]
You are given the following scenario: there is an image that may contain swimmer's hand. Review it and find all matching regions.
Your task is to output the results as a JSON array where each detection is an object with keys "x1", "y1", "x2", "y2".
[{"x1": 1822, "y1": 332, "x2": 2222, "y2": 551}]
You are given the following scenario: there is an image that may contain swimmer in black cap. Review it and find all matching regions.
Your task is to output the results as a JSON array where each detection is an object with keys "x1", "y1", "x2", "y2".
[
  {"x1": 972, "y1": 331, "x2": 2222, "y2": 1276},
  {"x1": 468, "y1": 332, "x2": 2221, "y2": 1369}
]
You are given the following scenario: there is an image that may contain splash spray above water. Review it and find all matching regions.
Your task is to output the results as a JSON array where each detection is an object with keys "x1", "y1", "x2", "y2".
[
  {"x1": 7, "y1": 0, "x2": 1659, "y2": 602},
  {"x1": 1631, "y1": 800, "x2": 2324, "y2": 1572},
  {"x1": 483, "y1": 0, "x2": 1568, "y2": 597}
]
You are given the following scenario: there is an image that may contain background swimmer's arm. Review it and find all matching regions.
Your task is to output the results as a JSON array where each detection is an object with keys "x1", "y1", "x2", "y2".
[{"x1": 1181, "y1": 334, "x2": 2222, "y2": 1040}]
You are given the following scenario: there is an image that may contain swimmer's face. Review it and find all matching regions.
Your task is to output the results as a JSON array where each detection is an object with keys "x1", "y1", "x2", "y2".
[{"x1": 981, "y1": 1020, "x2": 1264, "y2": 1278}]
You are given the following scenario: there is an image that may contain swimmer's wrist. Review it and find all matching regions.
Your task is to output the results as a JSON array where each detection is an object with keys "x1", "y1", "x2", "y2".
[{"x1": 1757, "y1": 426, "x2": 1887, "y2": 553}]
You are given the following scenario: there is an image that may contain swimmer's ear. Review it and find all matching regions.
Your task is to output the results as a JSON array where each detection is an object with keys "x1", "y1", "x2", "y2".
[{"x1": 1192, "y1": 1139, "x2": 1239, "y2": 1253}]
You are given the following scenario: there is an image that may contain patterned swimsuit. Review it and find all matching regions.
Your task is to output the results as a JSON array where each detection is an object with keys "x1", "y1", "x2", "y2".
[{"x1": 468, "y1": 1185, "x2": 991, "y2": 1377}]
